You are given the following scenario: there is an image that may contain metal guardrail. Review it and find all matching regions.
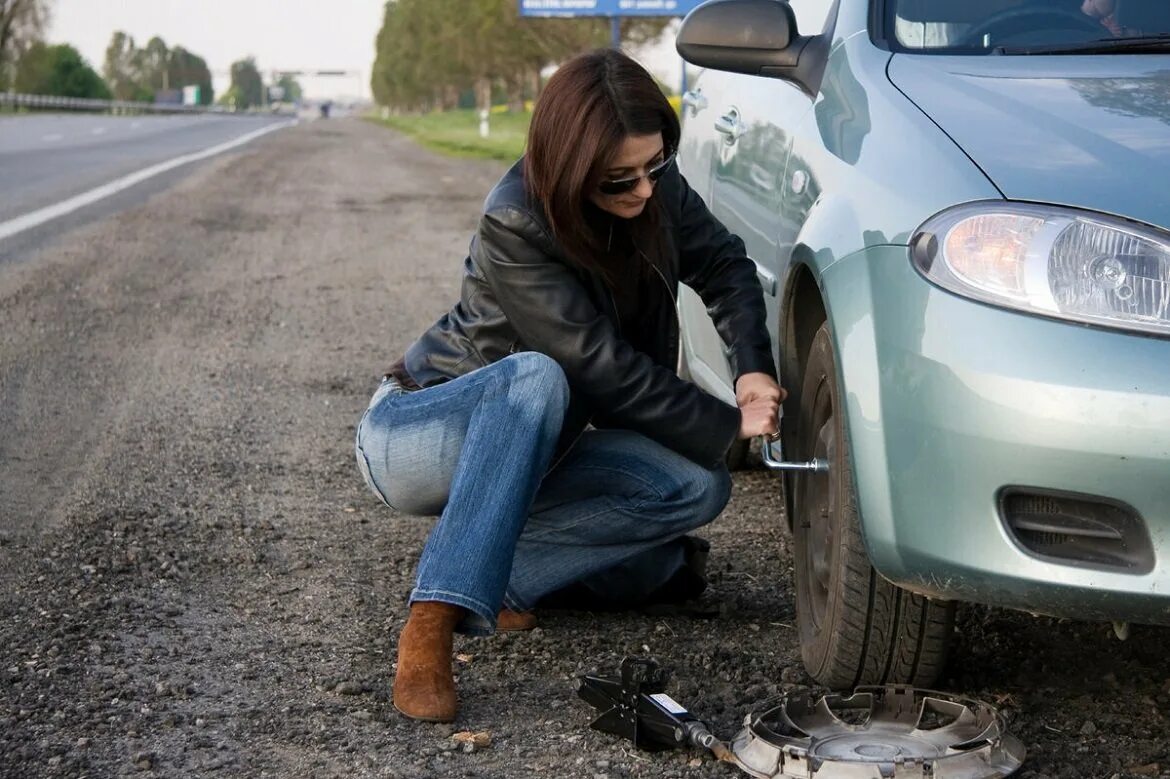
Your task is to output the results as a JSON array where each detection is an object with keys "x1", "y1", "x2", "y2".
[{"x1": 0, "y1": 91, "x2": 229, "y2": 114}]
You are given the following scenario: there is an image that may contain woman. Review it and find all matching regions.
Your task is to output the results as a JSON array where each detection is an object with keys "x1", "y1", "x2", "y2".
[{"x1": 355, "y1": 49, "x2": 783, "y2": 723}]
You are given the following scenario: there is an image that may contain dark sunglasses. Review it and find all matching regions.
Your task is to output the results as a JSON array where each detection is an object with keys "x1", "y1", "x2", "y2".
[{"x1": 597, "y1": 151, "x2": 676, "y2": 196}]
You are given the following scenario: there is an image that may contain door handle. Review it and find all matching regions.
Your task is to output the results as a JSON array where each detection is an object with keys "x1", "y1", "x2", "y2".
[
  {"x1": 681, "y1": 90, "x2": 708, "y2": 116},
  {"x1": 713, "y1": 109, "x2": 744, "y2": 144}
]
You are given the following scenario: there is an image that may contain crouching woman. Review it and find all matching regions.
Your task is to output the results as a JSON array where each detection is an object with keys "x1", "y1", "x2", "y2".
[{"x1": 355, "y1": 49, "x2": 783, "y2": 723}]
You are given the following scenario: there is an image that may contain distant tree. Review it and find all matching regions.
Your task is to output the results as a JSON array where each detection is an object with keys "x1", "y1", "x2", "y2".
[
  {"x1": 229, "y1": 57, "x2": 263, "y2": 109},
  {"x1": 168, "y1": 45, "x2": 213, "y2": 104},
  {"x1": 15, "y1": 41, "x2": 110, "y2": 98},
  {"x1": 137, "y1": 35, "x2": 169, "y2": 92},
  {"x1": 216, "y1": 84, "x2": 242, "y2": 109},
  {"x1": 273, "y1": 73, "x2": 301, "y2": 102},
  {"x1": 102, "y1": 30, "x2": 151, "y2": 101},
  {"x1": 0, "y1": 0, "x2": 49, "y2": 89}
]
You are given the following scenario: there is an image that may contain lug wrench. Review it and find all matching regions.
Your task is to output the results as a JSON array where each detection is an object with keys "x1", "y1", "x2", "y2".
[{"x1": 759, "y1": 426, "x2": 829, "y2": 473}]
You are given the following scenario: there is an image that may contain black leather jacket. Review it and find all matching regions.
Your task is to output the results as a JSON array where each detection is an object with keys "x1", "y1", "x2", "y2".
[{"x1": 398, "y1": 160, "x2": 776, "y2": 468}]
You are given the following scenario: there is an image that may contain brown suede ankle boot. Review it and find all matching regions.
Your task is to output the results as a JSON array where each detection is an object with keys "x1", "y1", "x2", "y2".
[
  {"x1": 496, "y1": 608, "x2": 537, "y2": 632},
  {"x1": 392, "y1": 601, "x2": 464, "y2": 722}
]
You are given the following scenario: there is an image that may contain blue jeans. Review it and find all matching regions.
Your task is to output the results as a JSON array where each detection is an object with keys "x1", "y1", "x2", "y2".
[{"x1": 355, "y1": 352, "x2": 732, "y2": 635}]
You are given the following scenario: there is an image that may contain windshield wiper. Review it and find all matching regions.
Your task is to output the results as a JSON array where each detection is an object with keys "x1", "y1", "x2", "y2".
[{"x1": 993, "y1": 34, "x2": 1170, "y2": 55}]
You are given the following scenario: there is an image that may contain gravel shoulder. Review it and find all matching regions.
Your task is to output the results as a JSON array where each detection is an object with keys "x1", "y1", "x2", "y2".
[{"x1": 1, "y1": 118, "x2": 1168, "y2": 779}]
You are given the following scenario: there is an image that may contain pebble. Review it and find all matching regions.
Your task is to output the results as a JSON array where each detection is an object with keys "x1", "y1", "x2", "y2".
[
  {"x1": 132, "y1": 751, "x2": 154, "y2": 771},
  {"x1": 336, "y1": 681, "x2": 364, "y2": 695},
  {"x1": 1081, "y1": 720, "x2": 1098, "y2": 736}
]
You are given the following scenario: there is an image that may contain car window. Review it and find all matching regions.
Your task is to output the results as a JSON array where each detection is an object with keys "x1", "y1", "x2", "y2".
[
  {"x1": 792, "y1": 0, "x2": 837, "y2": 34},
  {"x1": 886, "y1": 0, "x2": 1170, "y2": 52}
]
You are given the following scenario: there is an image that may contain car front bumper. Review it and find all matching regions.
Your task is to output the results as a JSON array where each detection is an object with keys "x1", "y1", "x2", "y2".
[{"x1": 821, "y1": 245, "x2": 1170, "y2": 624}]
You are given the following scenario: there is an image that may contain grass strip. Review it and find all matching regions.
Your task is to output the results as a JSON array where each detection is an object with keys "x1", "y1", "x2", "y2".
[{"x1": 366, "y1": 108, "x2": 530, "y2": 162}]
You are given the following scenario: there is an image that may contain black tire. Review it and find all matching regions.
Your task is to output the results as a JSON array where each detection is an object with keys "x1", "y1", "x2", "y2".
[{"x1": 792, "y1": 323, "x2": 954, "y2": 689}]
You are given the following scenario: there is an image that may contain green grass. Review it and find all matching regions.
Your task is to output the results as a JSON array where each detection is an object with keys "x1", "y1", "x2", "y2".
[{"x1": 366, "y1": 108, "x2": 530, "y2": 162}]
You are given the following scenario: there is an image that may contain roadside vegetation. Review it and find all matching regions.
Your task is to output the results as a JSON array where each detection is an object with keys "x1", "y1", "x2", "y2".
[
  {"x1": 1, "y1": 0, "x2": 289, "y2": 111},
  {"x1": 371, "y1": 0, "x2": 669, "y2": 115},
  {"x1": 368, "y1": 94, "x2": 681, "y2": 163},
  {"x1": 368, "y1": 108, "x2": 531, "y2": 162}
]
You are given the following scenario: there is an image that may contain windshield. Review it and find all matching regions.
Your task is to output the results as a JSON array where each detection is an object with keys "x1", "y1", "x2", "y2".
[{"x1": 885, "y1": 0, "x2": 1170, "y2": 53}]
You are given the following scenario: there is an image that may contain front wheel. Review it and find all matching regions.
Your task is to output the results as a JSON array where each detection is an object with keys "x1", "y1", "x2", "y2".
[{"x1": 792, "y1": 324, "x2": 955, "y2": 689}]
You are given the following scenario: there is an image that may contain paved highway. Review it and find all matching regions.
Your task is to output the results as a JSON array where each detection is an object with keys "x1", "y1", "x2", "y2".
[{"x1": 0, "y1": 113, "x2": 292, "y2": 226}]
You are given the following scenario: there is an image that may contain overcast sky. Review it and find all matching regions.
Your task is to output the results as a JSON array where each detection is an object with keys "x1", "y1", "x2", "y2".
[{"x1": 47, "y1": 0, "x2": 684, "y2": 102}]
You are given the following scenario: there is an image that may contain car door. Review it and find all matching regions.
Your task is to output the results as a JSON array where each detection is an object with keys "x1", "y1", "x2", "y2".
[{"x1": 677, "y1": 0, "x2": 840, "y2": 399}]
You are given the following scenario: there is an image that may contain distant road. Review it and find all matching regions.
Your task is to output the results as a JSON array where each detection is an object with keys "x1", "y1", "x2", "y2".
[{"x1": 0, "y1": 113, "x2": 292, "y2": 228}]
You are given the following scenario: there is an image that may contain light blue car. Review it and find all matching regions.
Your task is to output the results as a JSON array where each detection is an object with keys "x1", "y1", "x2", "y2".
[{"x1": 674, "y1": 0, "x2": 1170, "y2": 689}]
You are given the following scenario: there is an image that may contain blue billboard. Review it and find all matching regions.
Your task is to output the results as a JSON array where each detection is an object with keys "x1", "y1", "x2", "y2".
[{"x1": 519, "y1": 0, "x2": 705, "y2": 17}]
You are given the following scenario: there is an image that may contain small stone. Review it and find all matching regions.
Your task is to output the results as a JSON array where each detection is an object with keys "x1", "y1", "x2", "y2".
[
  {"x1": 1080, "y1": 720, "x2": 1097, "y2": 736},
  {"x1": 48, "y1": 756, "x2": 62, "y2": 766},
  {"x1": 76, "y1": 738, "x2": 90, "y2": 748},
  {"x1": 595, "y1": 760, "x2": 610, "y2": 769},
  {"x1": 336, "y1": 681, "x2": 363, "y2": 695},
  {"x1": 1130, "y1": 764, "x2": 1160, "y2": 776},
  {"x1": 132, "y1": 751, "x2": 154, "y2": 770},
  {"x1": 452, "y1": 730, "x2": 491, "y2": 748}
]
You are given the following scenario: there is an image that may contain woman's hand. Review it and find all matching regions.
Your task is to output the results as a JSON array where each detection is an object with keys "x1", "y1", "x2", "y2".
[
  {"x1": 735, "y1": 372, "x2": 786, "y2": 440},
  {"x1": 736, "y1": 371, "x2": 787, "y2": 407},
  {"x1": 738, "y1": 396, "x2": 780, "y2": 439}
]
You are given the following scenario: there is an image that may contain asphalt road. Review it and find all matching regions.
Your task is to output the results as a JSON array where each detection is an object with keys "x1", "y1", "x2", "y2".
[
  {"x1": 1, "y1": 118, "x2": 1168, "y2": 779},
  {"x1": 0, "y1": 113, "x2": 291, "y2": 224}
]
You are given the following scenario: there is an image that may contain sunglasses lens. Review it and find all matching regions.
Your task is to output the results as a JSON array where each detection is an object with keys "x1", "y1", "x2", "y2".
[
  {"x1": 597, "y1": 152, "x2": 673, "y2": 195},
  {"x1": 648, "y1": 153, "x2": 675, "y2": 182},
  {"x1": 599, "y1": 178, "x2": 637, "y2": 196}
]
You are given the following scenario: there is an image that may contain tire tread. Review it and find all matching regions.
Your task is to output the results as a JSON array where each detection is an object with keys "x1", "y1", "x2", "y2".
[{"x1": 793, "y1": 325, "x2": 955, "y2": 690}]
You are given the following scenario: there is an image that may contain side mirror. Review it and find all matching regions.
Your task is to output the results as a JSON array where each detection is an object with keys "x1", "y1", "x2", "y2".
[{"x1": 676, "y1": 0, "x2": 828, "y2": 96}]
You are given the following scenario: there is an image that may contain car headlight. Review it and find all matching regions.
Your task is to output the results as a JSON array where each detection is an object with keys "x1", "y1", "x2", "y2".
[{"x1": 911, "y1": 202, "x2": 1170, "y2": 337}]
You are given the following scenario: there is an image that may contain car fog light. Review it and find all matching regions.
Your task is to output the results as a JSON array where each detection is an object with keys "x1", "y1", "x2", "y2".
[{"x1": 912, "y1": 202, "x2": 1170, "y2": 337}]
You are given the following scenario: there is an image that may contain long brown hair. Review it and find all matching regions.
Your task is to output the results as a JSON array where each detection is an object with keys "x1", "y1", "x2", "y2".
[{"x1": 524, "y1": 49, "x2": 680, "y2": 284}]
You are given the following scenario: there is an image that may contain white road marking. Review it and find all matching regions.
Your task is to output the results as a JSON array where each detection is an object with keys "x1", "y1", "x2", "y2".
[
  {"x1": 42, "y1": 133, "x2": 63, "y2": 142},
  {"x1": 0, "y1": 120, "x2": 295, "y2": 243}
]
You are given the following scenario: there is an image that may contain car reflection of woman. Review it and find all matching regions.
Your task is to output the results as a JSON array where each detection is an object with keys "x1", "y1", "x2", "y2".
[
  {"x1": 355, "y1": 48, "x2": 783, "y2": 723},
  {"x1": 1082, "y1": 0, "x2": 1123, "y2": 35}
]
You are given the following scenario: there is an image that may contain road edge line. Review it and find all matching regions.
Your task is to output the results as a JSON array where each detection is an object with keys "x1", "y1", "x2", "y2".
[{"x1": 0, "y1": 119, "x2": 297, "y2": 243}]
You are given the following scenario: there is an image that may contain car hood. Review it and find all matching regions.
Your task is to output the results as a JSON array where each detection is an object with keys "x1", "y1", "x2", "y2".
[{"x1": 887, "y1": 55, "x2": 1170, "y2": 231}]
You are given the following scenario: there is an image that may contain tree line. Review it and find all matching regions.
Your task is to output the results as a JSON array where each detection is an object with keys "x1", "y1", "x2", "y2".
[
  {"x1": 371, "y1": 0, "x2": 670, "y2": 112},
  {"x1": 2, "y1": 0, "x2": 290, "y2": 110},
  {"x1": 102, "y1": 31, "x2": 213, "y2": 105}
]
